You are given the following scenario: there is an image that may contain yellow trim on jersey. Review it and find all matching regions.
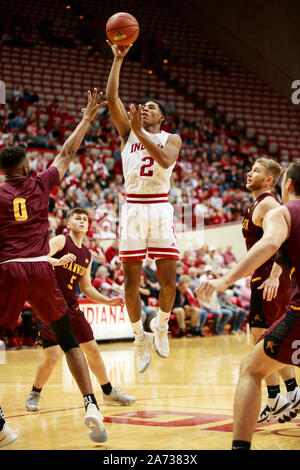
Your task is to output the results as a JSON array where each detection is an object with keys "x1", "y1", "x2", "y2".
[
  {"x1": 290, "y1": 267, "x2": 296, "y2": 279},
  {"x1": 252, "y1": 276, "x2": 261, "y2": 283},
  {"x1": 290, "y1": 305, "x2": 300, "y2": 310}
]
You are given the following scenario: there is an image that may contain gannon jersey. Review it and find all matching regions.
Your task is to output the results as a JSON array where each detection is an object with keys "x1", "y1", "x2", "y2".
[
  {"x1": 53, "y1": 235, "x2": 92, "y2": 309},
  {"x1": 284, "y1": 200, "x2": 300, "y2": 309},
  {"x1": 242, "y1": 192, "x2": 280, "y2": 278},
  {"x1": 121, "y1": 129, "x2": 175, "y2": 195}
]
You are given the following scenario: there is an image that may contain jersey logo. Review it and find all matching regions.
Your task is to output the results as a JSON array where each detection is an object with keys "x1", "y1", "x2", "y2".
[
  {"x1": 265, "y1": 341, "x2": 278, "y2": 354},
  {"x1": 253, "y1": 314, "x2": 261, "y2": 323},
  {"x1": 242, "y1": 219, "x2": 249, "y2": 230},
  {"x1": 130, "y1": 142, "x2": 163, "y2": 153}
]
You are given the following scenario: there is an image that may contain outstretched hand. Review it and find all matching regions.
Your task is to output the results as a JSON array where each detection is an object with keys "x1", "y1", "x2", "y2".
[
  {"x1": 106, "y1": 39, "x2": 132, "y2": 59},
  {"x1": 257, "y1": 276, "x2": 279, "y2": 301},
  {"x1": 107, "y1": 297, "x2": 125, "y2": 308},
  {"x1": 81, "y1": 88, "x2": 107, "y2": 122},
  {"x1": 196, "y1": 278, "x2": 229, "y2": 303},
  {"x1": 48, "y1": 253, "x2": 76, "y2": 267},
  {"x1": 127, "y1": 103, "x2": 143, "y2": 135}
]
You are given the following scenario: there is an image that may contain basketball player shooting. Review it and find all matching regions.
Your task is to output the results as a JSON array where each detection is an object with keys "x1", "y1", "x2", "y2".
[{"x1": 106, "y1": 40, "x2": 182, "y2": 373}]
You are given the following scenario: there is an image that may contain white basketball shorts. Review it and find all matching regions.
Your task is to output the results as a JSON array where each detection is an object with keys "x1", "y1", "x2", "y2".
[{"x1": 119, "y1": 200, "x2": 180, "y2": 262}]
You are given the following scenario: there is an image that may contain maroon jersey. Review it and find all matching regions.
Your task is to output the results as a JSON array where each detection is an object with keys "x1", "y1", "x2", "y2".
[
  {"x1": 53, "y1": 235, "x2": 92, "y2": 311},
  {"x1": 284, "y1": 200, "x2": 300, "y2": 310},
  {"x1": 0, "y1": 166, "x2": 60, "y2": 263},
  {"x1": 242, "y1": 192, "x2": 279, "y2": 278}
]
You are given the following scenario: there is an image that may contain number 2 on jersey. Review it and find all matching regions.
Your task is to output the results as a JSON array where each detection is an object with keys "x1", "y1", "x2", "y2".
[
  {"x1": 140, "y1": 156, "x2": 154, "y2": 177},
  {"x1": 13, "y1": 198, "x2": 28, "y2": 221}
]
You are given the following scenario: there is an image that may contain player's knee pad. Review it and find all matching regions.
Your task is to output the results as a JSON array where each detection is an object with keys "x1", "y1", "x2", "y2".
[{"x1": 50, "y1": 314, "x2": 79, "y2": 353}]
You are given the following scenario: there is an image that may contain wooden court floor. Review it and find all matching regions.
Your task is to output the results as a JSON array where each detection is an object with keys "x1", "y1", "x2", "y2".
[{"x1": 1, "y1": 333, "x2": 300, "y2": 451}]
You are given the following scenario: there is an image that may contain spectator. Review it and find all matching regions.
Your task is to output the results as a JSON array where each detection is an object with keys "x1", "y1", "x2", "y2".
[
  {"x1": 222, "y1": 245, "x2": 237, "y2": 267},
  {"x1": 110, "y1": 256, "x2": 124, "y2": 286},
  {"x1": 172, "y1": 275, "x2": 201, "y2": 337},
  {"x1": 142, "y1": 258, "x2": 160, "y2": 298},
  {"x1": 188, "y1": 266, "x2": 201, "y2": 292},
  {"x1": 139, "y1": 275, "x2": 158, "y2": 331},
  {"x1": 217, "y1": 291, "x2": 247, "y2": 335},
  {"x1": 69, "y1": 154, "x2": 83, "y2": 177},
  {"x1": 90, "y1": 239, "x2": 106, "y2": 276},
  {"x1": 202, "y1": 246, "x2": 223, "y2": 274},
  {"x1": 99, "y1": 221, "x2": 116, "y2": 239},
  {"x1": 92, "y1": 265, "x2": 123, "y2": 297},
  {"x1": 105, "y1": 240, "x2": 119, "y2": 264},
  {"x1": 238, "y1": 276, "x2": 251, "y2": 309},
  {"x1": 175, "y1": 261, "x2": 185, "y2": 282},
  {"x1": 199, "y1": 291, "x2": 232, "y2": 335}
]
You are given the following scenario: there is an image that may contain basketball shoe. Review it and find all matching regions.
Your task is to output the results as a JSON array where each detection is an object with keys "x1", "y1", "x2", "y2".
[
  {"x1": 25, "y1": 391, "x2": 41, "y2": 411},
  {"x1": 84, "y1": 403, "x2": 107, "y2": 442},
  {"x1": 0, "y1": 423, "x2": 18, "y2": 448},
  {"x1": 257, "y1": 393, "x2": 292, "y2": 424},
  {"x1": 280, "y1": 387, "x2": 300, "y2": 423},
  {"x1": 150, "y1": 317, "x2": 169, "y2": 358},
  {"x1": 103, "y1": 387, "x2": 136, "y2": 406},
  {"x1": 134, "y1": 331, "x2": 154, "y2": 373}
]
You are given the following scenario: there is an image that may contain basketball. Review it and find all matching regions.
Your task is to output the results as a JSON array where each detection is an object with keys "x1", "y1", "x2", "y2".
[{"x1": 106, "y1": 12, "x2": 139, "y2": 46}]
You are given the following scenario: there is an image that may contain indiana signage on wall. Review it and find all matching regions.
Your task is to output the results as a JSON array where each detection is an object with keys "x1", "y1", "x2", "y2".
[{"x1": 78, "y1": 299, "x2": 134, "y2": 341}]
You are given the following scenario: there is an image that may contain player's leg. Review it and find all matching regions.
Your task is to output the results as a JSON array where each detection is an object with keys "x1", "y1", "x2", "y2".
[
  {"x1": 150, "y1": 258, "x2": 177, "y2": 357},
  {"x1": 122, "y1": 259, "x2": 154, "y2": 373},
  {"x1": 279, "y1": 365, "x2": 300, "y2": 417},
  {"x1": 0, "y1": 262, "x2": 33, "y2": 447},
  {"x1": 26, "y1": 342, "x2": 61, "y2": 412},
  {"x1": 80, "y1": 339, "x2": 136, "y2": 405},
  {"x1": 123, "y1": 259, "x2": 143, "y2": 324},
  {"x1": 232, "y1": 340, "x2": 284, "y2": 449},
  {"x1": 0, "y1": 406, "x2": 18, "y2": 448},
  {"x1": 29, "y1": 263, "x2": 107, "y2": 442},
  {"x1": 147, "y1": 202, "x2": 179, "y2": 356},
  {"x1": 252, "y1": 327, "x2": 292, "y2": 424}
]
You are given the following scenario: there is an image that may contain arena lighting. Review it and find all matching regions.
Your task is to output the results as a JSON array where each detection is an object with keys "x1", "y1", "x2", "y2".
[
  {"x1": 147, "y1": 69, "x2": 153, "y2": 75},
  {"x1": 79, "y1": 15, "x2": 84, "y2": 19},
  {"x1": 65, "y1": 5, "x2": 71, "y2": 9},
  {"x1": 163, "y1": 59, "x2": 168, "y2": 64}
]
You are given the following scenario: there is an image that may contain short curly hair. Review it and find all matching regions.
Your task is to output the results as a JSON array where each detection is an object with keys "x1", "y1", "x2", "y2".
[{"x1": 0, "y1": 145, "x2": 26, "y2": 170}]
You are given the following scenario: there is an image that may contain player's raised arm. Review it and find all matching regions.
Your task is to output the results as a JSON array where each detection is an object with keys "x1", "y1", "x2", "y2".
[
  {"x1": 52, "y1": 89, "x2": 107, "y2": 180},
  {"x1": 105, "y1": 41, "x2": 132, "y2": 145}
]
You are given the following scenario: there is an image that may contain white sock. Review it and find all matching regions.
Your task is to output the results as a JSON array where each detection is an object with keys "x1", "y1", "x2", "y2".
[
  {"x1": 131, "y1": 319, "x2": 144, "y2": 341},
  {"x1": 158, "y1": 309, "x2": 170, "y2": 329}
]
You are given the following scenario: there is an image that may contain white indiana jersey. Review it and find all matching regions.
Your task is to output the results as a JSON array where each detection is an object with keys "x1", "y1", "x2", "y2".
[{"x1": 121, "y1": 129, "x2": 175, "y2": 195}]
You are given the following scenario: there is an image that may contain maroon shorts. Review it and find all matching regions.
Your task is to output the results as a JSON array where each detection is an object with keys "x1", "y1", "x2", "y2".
[
  {"x1": 40, "y1": 304, "x2": 94, "y2": 347},
  {"x1": 249, "y1": 269, "x2": 290, "y2": 329},
  {"x1": 262, "y1": 309, "x2": 300, "y2": 366},
  {"x1": 0, "y1": 261, "x2": 67, "y2": 332}
]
